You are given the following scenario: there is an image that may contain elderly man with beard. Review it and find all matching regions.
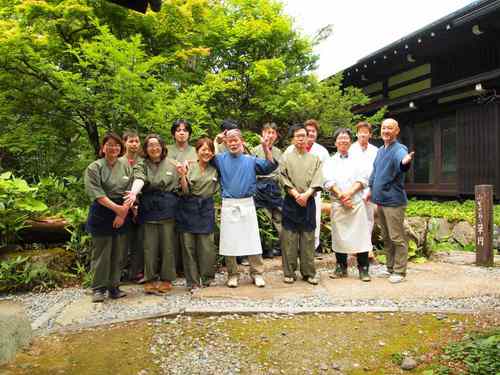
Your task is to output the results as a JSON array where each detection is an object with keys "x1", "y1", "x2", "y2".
[
  {"x1": 323, "y1": 128, "x2": 372, "y2": 281},
  {"x1": 213, "y1": 128, "x2": 277, "y2": 288}
]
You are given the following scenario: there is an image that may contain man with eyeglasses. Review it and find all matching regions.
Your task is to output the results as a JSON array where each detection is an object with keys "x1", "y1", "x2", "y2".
[
  {"x1": 280, "y1": 124, "x2": 323, "y2": 285},
  {"x1": 323, "y1": 128, "x2": 372, "y2": 282}
]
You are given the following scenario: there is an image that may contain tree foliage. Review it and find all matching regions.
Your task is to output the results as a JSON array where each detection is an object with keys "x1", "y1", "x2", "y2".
[{"x1": 0, "y1": 0, "x2": 382, "y2": 178}]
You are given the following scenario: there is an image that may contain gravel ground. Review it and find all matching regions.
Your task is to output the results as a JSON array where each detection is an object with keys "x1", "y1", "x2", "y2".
[
  {"x1": 148, "y1": 315, "x2": 267, "y2": 375},
  {"x1": 0, "y1": 288, "x2": 85, "y2": 323},
  {"x1": 1, "y1": 263, "x2": 499, "y2": 332}
]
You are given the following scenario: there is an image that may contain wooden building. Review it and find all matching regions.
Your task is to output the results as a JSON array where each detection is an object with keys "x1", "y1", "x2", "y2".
[{"x1": 339, "y1": 0, "x2": 500, "y2": 198}]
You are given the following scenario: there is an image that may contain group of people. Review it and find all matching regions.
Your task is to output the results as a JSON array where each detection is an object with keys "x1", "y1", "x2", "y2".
[{"x1": 84, "y1": 117, "x2": 414, "y2": 303}]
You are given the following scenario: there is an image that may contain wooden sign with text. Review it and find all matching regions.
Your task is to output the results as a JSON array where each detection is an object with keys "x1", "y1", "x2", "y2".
[{"x1": 475, "y1": 185, "x2": 494, "y2": 267}]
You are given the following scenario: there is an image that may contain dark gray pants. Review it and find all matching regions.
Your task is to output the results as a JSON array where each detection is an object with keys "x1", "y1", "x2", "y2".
[
  {"x1": 91, "y1": 233, "x2": 128, "y2": 291},
  {"x1": 180, "y1": 232, "x2": 216, "y2": 287},
  {"x1": 281, "y1": 229, "x2": 316, "y2": 279},
  {"x1": 143, "y1": 221, "x2": 177, "y2": 282}
]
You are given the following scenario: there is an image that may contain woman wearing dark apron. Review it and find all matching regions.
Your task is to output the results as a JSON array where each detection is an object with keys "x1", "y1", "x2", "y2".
[
  {"x1": 84, "y1": 133, "x2": 132, "y2": 303},
  {"x1": 177, "y1": 137, "x2": 219, "y2": 291},
  {"x1": 125, "y1": 134, "x2": 179, "y2": 295}
]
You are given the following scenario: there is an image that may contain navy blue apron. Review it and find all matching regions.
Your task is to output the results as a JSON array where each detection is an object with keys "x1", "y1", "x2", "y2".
[
  {"x1": 254, "y1": 179, "x2": 283, "y2": 209},
  {"x1": 282, "y1": 194, "x2": 316, "y2": 232},
  {"x1": 176, "y1": 196, "x2": 215, "y2": 234},
  {"x1": 85, "y1": 198, "x2": 131, "y2": 237},
  {"x1": 137, "y1": 190, "x2": 178, "y2": 224}
]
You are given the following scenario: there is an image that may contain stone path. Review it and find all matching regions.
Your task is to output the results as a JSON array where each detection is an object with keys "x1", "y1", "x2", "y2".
[{"x1": 1, "y1": 252, "x2": 499, "y2": 335}]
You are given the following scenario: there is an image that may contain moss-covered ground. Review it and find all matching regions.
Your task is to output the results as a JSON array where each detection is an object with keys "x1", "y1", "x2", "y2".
[{"x1": 1, "y1": 312, "x2": 498, "y2": 375}]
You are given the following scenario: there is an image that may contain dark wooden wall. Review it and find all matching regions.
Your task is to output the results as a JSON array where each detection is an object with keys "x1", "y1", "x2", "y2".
[
  {"x1": 456, "y1": 102, "x2": 499, "y2": 196},
  {"x1": 433, "y1": 35, "x2": 500, "y2": 87}
]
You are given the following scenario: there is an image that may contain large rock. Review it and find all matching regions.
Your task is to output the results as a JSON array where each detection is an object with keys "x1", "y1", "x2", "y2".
[
  {"x1": 400, "y1": 357, "x2": 417, "y2": 371},
  {"x1": 1, "y1": 247, "x2": 75, "y2": 273},
  {"x1": 431, "y1": 218, "x2": 453, "y2": 242},
  {"x1": 0, "y1": 302, "x2": 32, "y2": 364},
  {"x1": 452, "y1": 221, "x2": 475, "y2": 247},
  {"x1": 405, "y1": 217, "x2": 428, "y2": 247}
]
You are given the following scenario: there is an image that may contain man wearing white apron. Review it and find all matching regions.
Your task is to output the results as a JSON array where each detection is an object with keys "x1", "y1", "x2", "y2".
[
  {"x1": 213, "y1": 129, "x2": 277, "y2": 288},
  {"x1": 323, "y1": 128, "x2": 372, "y2": 282},
  {"x1": 349, "y1": 122, "x2": 378, "y2": 259}
]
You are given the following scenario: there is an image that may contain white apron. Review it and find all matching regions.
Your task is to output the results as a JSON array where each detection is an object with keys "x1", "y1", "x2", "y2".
[
  {"x1": 219, "y1": 197, "x2": 263, "y2": 256},
  {"x1": 331, "y1": 200, "x2": 372, "y2": 254},
  {"x1": 314, "y1": 193, "x2": 322, "y2": 249}
]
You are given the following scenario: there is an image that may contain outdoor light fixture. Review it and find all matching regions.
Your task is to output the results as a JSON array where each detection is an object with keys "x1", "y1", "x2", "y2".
[
  {"x1": 446, "y1": 24, "x2": 451, "y2": 30},
  {"x1": 407, "y1": 54, "x2": 416, "y2": 63},
  {"x1": 475, "y1": 83, "x2": 484, "y2": 91},
  {"x1": 472, "y1": 24, "x2": 484, "y2": 35},
  {"x1": 430, "y1": 32, "x2": 435, "y2": 37},
  {"x1": 383, "y1": 55, "x2": 387, "y2": 59},
  {"x1": 394, "y1": 50, "x2": 398, "y2": 54},
  {"x1": 417, "y1": 38, "x2": 422, "y2": 43},
  {"x1": 405, "y1": 44, "x2": 409, "y2": 49},
  {"x1": 373, "y1": 60, "x2": 376, "y2": 64},
  {"x1": 409, "y1": 101, "x2": 416, "y2": 109}
]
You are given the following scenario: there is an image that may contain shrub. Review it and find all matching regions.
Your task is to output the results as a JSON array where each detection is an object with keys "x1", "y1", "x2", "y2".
[
  {"x1": 441, "y1": 330, "x2": 500, "y2": 375},
  {"x1": 0, "y1": 256, "x2": 72, "y2": 293},
  {"x1": 36, "y1": 175, "x2": 88, "y2": 214},
  {"x1": 0, "y1": 172, "x2": 48, "y2": 247},
  {"x1": 406, "y1": 199, "x2": 500, "y2": 225},
  {"x1": 64, "y1": 207, "x2": 92, "y2": 270}
]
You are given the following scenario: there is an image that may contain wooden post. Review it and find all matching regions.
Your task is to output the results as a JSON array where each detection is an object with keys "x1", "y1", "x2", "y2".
[{"x1": 475, "y1": 185, "x2": 494, "y2": 267}]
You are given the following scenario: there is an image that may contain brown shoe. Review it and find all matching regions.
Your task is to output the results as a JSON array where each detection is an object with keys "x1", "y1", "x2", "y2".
[
  {"x1": 157, "y1": 281, "x2": 172, "y2": 293},
  {"x1": 144, "y1": 281, "x2": 159, "y2": 294}
]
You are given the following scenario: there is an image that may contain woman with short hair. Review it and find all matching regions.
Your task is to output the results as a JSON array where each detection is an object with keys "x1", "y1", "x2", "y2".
[{"x1": 84, "y1": 132, "x2": 132, "y2": 303}]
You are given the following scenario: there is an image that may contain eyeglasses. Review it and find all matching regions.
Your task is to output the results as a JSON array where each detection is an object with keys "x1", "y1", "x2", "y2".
[
  {"x1": 147, "y1": 144, "x2": 162, "y2": 149},
  {"x1": 104, "y1": 143, "x2": 121, "y2": 149}
]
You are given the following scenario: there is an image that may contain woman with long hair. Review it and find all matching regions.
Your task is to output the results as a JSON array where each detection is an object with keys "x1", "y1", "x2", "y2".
[
  {"x1": 177, "y1": 137, "x2": 219, "y2": 291},
  {"x1": 125, "y1": 134, "x2": 180, "y2": 295}
]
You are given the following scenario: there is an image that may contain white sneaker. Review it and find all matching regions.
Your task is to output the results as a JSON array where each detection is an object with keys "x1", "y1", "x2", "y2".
[
  {"x1": 253, "y1": 275, "x2": 266, "y2": 288},
  {"x1": 389, "y1": 274, "x2": 405, "y2": 284},
  {"x1": 379, "y1": 268, "x2": 392, "y2": 278},
  {"x1": 227, "y1": 276, "x2": 239, "y2": 288},
  {"x1": 306, "y1": 275, "x2": 320, "y2": 285}
]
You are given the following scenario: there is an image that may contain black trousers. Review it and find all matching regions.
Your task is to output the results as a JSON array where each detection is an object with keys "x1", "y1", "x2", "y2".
[{"x1": 335, "y1": 252, "x2": 369, "y2": 269}]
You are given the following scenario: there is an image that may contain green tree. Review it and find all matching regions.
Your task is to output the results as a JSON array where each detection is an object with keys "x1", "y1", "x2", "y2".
[{"x1": 0, "y1": 0, "x2": 380, "y2": 178}]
